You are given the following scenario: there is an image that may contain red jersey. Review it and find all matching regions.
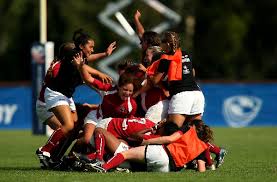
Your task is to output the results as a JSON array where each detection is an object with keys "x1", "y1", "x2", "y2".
[
  {"x1": 88, "y1": 78, "x2": 137, "y2": 119},
  {"x1": 140, "y1": 87, "x2": 168, "y2": 112},
  {"x1": 90, "y1": 78, "x2": 115, "y2": 92},
  {"x1": 38, "y1": 61, "x2": 61, "y2": 102},
  {"x1": 106, "y1": 117, "x2": 155, "y2": 141},
  {"x1": 97, "y1": 91, "x2": 137, "y2": 119}
]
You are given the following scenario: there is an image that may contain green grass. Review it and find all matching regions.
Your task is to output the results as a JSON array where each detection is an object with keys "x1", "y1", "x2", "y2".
[{"x1": 0, "y1": 128, "x2": 276, "y2": 182}]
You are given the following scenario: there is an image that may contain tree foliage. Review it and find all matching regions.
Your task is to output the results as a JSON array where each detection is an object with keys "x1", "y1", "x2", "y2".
[{"x1": 0, "y1": 0, "x2": 276, "y2": 81}]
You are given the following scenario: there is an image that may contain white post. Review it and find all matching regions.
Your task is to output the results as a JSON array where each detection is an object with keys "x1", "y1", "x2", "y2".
[
  {"x1": 45, "y1": 42, "x2": 54, "y2": 72},
  {"x1": 40, "y1": 0, "x2": 54, "y2": 136},
  {"x1": 40, "y1": 0, "x2": 47, "y2": 44}
]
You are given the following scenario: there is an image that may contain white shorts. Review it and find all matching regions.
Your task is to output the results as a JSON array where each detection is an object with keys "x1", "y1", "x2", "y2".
[
  {"x1": 84, "y1": 110, "x2": 101, "y2": 126},
  {"x1": 145, "y1": 100, "x2": 169, "y2": 124},
  {"x1": 145, "y1": 145, "x2": 170, "y2": 172},
  {"x1": 95, "y1": 117, "x2": 112, "y2": 129},
  {"x1": 36, "y1": 100, "x2": 54, "y2": 123},
  {"x1": 168, "y1": 91, "x2": 205, "y2": 115},
  {"x1": 44, "y1": 87, "x2": 76, "y2": 111}
]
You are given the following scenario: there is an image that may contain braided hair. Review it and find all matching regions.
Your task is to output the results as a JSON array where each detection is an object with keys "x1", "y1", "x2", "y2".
[{"x1": 161, "y1": 31, "x2": 180, "y2": 53}]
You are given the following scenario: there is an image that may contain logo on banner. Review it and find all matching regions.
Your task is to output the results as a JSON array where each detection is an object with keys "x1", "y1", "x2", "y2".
[
  {"x1": 0, "y1": 104, "x2": 18, "y2": 125},
  {"x1": 223, "y1": 95, "x2": 262, "y2": 127}
]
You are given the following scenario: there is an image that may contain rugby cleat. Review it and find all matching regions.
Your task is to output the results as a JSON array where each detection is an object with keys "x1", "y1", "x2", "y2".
[
  {"x1": 72, "y1": 152, "x2": 93, "y2": 163},
  {"x1": 206, "y1": 164, "x2": 216, "y2": 171},
  {"x1": 36, "y1": 148, "x2": 51, "y2": 169},
  {"x1": 114, "y1": 167, "x2": 130, "y2": 173},
  {"x1": 215, "y1": 148, "x2": 227, "y2": 168},
  {"x1": 85, "y1": 159, "x2": 106, "y2": 173}
]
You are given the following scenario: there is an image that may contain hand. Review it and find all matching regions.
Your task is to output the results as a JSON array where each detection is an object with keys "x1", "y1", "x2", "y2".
[
  {"x1": 134, "y1": 10, "x2": 141, "y2": 20},
  {"x1": 132, "y1": 91, "x2": 140, "y2": 98},
  {"x1": 82, "y1": 103, "x2": 99, "y2": 110},
  {"x1": 98, "y1": 72, "x2": 113, "y2": 84},
  {"x1": 138, "y1": 64, "x2": 147, "y2": 72},
  {"x1": 72, "y1": 52, "x2": 84, "y2": 68},
  {"x1": 105, "y1": 41, "x2": 116, "y2": 56}
]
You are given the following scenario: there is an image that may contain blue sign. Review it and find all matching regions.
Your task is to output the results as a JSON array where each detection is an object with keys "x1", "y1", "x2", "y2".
[
  {"x1": 201, "y1": 83, "x2": 277, "y2": 127},
  {"x1": 0, "y1": 85, "x2": 101, "y2": 130},
  {"x1": 1, "y1": 83, "x2": 277, "y2": 129},
  {"x1": 0, "y1": 86, "x2": 32, "y2": 129}
]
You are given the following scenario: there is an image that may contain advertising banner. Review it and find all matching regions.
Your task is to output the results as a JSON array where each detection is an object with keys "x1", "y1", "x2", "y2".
[
  {"x1": 1, "y1": 83, "x2": 276, "y2": 129},
  {"x1": 0, "y1": 86, "x2": 32, "y2": 129},
  {"x1": 201, "y1": 83, "x2": 277, "y2": 127}
]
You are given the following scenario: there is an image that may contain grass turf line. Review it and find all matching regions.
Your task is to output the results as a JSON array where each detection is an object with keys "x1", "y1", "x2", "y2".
[{"x1": 0, "y1": 128, "x2": 276, "y2": 182}]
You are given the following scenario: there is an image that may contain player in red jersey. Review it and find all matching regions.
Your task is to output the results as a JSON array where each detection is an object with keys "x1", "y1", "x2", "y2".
[
  {"x1": 92, "y1": 117, "x2": 157, "y2": 162},
  {"x1": 134, "y1": 46, "x2": 170, "y2": 123},
  {"x1": 36, "y1": 29, "x2": 114, "y2": 169},
  {"x1": 86, "y1": 121, "x2": 208, "y2": 173},
  {"x1": 71, "y1": 72, "x2": 138, "y2": 155},
  {"x1": 36, "y1": 42, "x2": 76, "y2": 131},
  {"x1": 72, "y1": 116, "x2": 161, "y2": 171},
  {"x1": 191, "y1": 120, "x2": 227, "y2": 169}
]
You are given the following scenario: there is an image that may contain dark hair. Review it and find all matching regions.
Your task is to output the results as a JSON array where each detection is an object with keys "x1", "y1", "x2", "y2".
[
  {"x1": 117, "y1": 59, "x2": 136, "y2": 72},
  {"x1": 117, "y1": 72, "x2": 135, "y2": 88},
  {"x1": 161, "y1": 31, "x2": 180, "y2": 52},
  {"x1": 192, "y1": 119, "x2": 214, "y2": 143},
  {"x1": 142, "y1": 31, "x2": 161, "y2": 47},
  {"x1": 58, "y1": 42, "x2": 76, "y2": 60},
  {"x1": 163, "y1": 122, "x2": 179, "y2": 136},
  {"x1": 191, "y1": 119, "x2": 205, "y2": 128},
  {"x1": 124, "y1": 65, "x2": 145, "y2": 92},
  {"x1": 46, "y1": 42, "x2": 75, "y2": 77},
  {"x1": 72, "y1": 29, "x2": 93, "y2": 51}
]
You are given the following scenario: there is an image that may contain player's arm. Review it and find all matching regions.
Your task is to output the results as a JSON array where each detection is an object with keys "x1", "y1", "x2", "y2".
[
  {"x1": 132, "y1": 78, "x2": 153, "y2": 98},
  {"x1": 149, "y1": 72, "x2": 164, "y2": 85},
  {"x1": 134, "y1": 10, "x2": 145, "y2": 39},
  {"x1": 127, "y1": 128, "x2": 153, "y2": 144},
  {"x1": 83, "y1": 64, "x2": 113, "y2": 84},
  {"x1": 87, "y1": 41, "x2": 116, "y2": 62},
  {"x1": 81, "y1": 66, "x2": 113, "y2": 91},
  {"x1": 141, "y1": 131, "x2": 182, "y2": 145},
  {"x1": 82, "y1": 103, "x2": 99, "y2": 110},
  {"x1": 149, "y1": 59, "x2": 169, "y2": 85},
  {"x1": 72, "y1": 52, "x2": 113, "y2": 85},
  {"x1": 141, "y1": 122, "x2": 190, "y2": 145}
]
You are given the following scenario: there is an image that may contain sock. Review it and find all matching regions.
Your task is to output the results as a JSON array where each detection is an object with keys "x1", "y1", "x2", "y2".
[
  {"x1": 95, "y1": 133, "x2": 106, "y2": 161},
  {"x1": 87, "y1": 152, "x2": 96, "y2": 160},
  {"x1": 41, "y1": 128, "x2": 65, "y2": 154},
  {"x1": 102, "y1": 153, "x2": 125, "y2": 171},
  {"x1": 207, "y1": 142, "x2": 221, "y2": 155},
  {"x1": 204, "y1": 149, "x2": 213, "y2": 166}
]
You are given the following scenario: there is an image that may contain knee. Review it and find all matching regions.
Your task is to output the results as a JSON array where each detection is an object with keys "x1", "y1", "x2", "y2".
[
  {"x1": 62, "y1": 121, "x2": 75, "y2": 133},
  {"x1": 83, "y1": 136, "x2": 92, "y2": 145}
]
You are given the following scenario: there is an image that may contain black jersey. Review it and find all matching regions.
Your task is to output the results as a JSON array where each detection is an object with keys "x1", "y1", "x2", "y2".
[
  {"x1": 46, "y1": 59, "x2": 85, "y2": 98},
  {"x1": 157, "y1": 51, "x2": 200, "y2": 96}
]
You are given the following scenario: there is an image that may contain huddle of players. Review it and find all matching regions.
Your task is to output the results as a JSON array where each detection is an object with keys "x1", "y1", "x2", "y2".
[{"x1": 35, "y1": 10, "x2": 226, "y2": 173}]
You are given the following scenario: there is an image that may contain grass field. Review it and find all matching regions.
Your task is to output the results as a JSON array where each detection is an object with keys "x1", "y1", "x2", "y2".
[{"x1": 0, "y1": 128, "x2": 276, "y2": 182}]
